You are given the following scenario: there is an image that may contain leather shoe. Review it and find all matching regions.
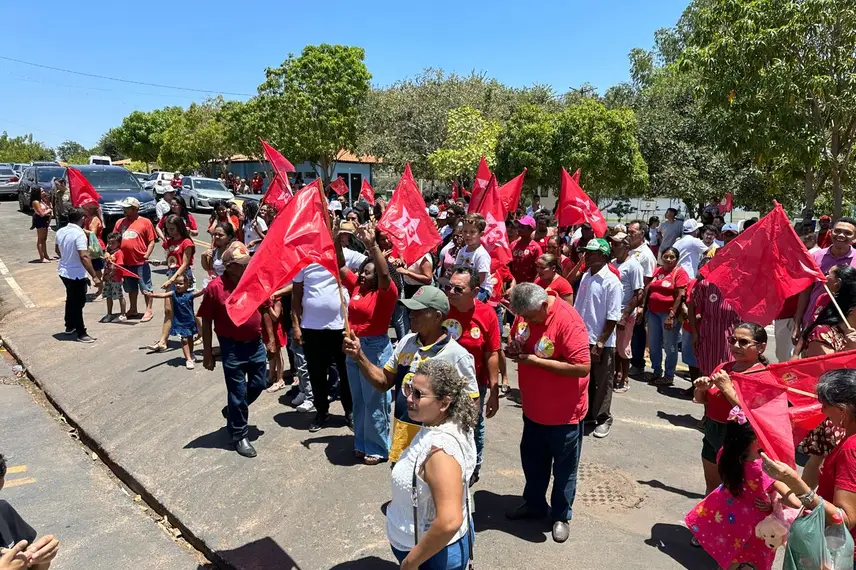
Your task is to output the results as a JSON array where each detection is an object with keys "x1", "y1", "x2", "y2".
[
  {"x1": 234, "y1": 438, "x2": 257, "y2": 458},
  {"x1": 505, "y1": 502, "x2": 547, "y2": 520},
  {"x1": 552, "y1": 521, "x2": 570, "y2": 543}
]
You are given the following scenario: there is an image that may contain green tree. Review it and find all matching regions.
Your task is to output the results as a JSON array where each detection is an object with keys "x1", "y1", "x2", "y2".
[
  {"x1": 494, "y1": 104, "x2": 556, "y2": 193},
  {"x1": 92, "y1": 129, "x2": 126, "y2": 161},
  {"x1": 56, "y1": 140, "x2": 87, "y2": 161},
  {"x1": 158, "y1": 97, "x2": 238, "y2": 174},
  {"x1": 0, "y1": 132, "x2": 54, "y2": 162},
  {"x1": 255, "y1": 44, "x2": 371, "y2": 185},
  {"x1": 112, "y1": 107, "x2": 182, "y2": 166},
  {"x1": 427, "y1": 107, "x2": 500, "y2": 182}
]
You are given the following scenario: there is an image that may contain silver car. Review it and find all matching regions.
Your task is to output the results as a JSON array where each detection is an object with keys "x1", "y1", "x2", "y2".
[
  {"x1": 0, "y1": 167, "x2": 19, "y2": 197},
  {"x1": 181, "y1": 176, "x2": 235, "y2": 211}
]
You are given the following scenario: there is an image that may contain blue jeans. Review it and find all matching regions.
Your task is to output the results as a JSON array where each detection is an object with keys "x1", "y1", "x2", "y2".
[
  {"x1": 391, "y1": 303, "x2": 408, "y2": 341},
  {"x1": 520, "y1": 415, "x2": 583, "y2": 522},
  {"x1": 647, "y1": 311, "x2": 679, "y2": 378},
  {"x1": 219, "y1": 336, "x2": 267, "y2": 441},
  {"x1": 681, "y1": 328, "x2": 697, "y2": 368},
  {"x1": 287, "y1": 336, "x2": 312, "y2": 399},
  {"x1": 391, "y1": 526, "x2": 472, "y2": 569},
  {"x1": 122, "y1": 263, "x2": 153, "y2": 294},
  {"x1": 346, "y1": 335, "x2": 393, "y2": 459},
  {"x1": 475, "y1": 384, "x2": 487, "y2": 466},
  {"x1": 630, "y1": 314, "x2": 647, "y2": 369}
]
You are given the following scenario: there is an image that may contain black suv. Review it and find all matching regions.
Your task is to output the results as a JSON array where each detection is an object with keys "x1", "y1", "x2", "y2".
[{"x1": 17, "y1": 165, "x2": 67, "y2": 213}]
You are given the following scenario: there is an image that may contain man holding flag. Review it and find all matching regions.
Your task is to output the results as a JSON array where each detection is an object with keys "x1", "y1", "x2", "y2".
[{"x1": 55, "y1": 207, "x2": 101, "y2": 343}]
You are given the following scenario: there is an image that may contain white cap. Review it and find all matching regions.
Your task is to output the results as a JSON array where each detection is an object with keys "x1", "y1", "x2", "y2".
[
  {"x1": 329, "y1": 200, "x2": 342, "y2": 212},
  {"x1": 683, "y1": 219, "x2": 700, "y2": 233},
  {"x1": 120, "y1": 197, "x2": 141, "y2": 209}
]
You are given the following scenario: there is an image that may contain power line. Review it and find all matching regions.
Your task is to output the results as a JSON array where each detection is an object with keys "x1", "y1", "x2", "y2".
[
  {"x1": 5, "y1": 73, "x2": 200, "y2": 101},
  {"x1": 0, "y1": 55, "x2": 255, "y2": 97}
]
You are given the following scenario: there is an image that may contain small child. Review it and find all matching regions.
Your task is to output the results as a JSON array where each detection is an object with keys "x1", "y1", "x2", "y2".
[
  {"x1": 260, "y1": 294, "x2": 288, "y2": 387},
  {"x1": 144, "y1": 274, "x2": 202, "y2": 370},
  {"x1": 455, "y1": 213, "x2": 493, "y2": 300},
  {"x1": 101, "y1": 232, "x2": 127, "y2": 323}
]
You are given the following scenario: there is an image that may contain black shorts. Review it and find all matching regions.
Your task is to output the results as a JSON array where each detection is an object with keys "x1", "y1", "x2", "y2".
[
  {"x1": 33, "y1": 215, "x2": 50, "y2": 229},
  {"x1": 701, "y1": 418, "x2": 728, "y2": 463},
  {"x1": 92, "y1": 258, "x2": 104, "y2": 271}
]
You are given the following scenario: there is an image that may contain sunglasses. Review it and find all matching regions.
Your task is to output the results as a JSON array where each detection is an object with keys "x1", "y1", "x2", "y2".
[
  {"x1": 402, "y1": 383, "x2": 437, "y2": 401},
  {"x1": 443, "y1": 283, "x2": 467, "y2": 295},
  {"x1": 728, "y1": 336, "x2": 757, "y2": 348}
]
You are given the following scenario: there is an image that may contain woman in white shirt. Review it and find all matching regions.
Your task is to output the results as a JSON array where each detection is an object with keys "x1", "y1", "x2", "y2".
[
  {"x1": 387, "y1": 359, "x2": 477, "y2": 570},
  {"x1": 398, "y1": 253, "x2": 434, "y2": 299}
]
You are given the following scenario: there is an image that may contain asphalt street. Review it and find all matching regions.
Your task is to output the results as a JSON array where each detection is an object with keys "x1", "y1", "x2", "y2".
[{"x1": 0, "y1": 199, "x2": 784, "y2": 569}]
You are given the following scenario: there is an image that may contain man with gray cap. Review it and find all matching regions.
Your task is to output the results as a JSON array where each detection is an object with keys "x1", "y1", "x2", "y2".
[
  {"x1": 674, "y1": 219, "x2": 708, "y2": 279},
  {"x1": 343, "y1": 285, "x2": 478, "y2": 463},
  {"x1": 113, "y1": 197, "x2": 156, "y2": 321}
]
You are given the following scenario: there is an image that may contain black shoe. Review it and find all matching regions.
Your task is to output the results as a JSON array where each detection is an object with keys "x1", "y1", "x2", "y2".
[
  {"x1": 285, "y1": 385, "x2": 300, "y2": 398},
  {"x1": 234, "y1": 438, "x2": 257, "y2": 458},
  {"x1": 62, "y1": 328, "x2": 75, "y2": 336},
  {"x1": 505, "y1": 502, "x2": 547, "y2": 520},
  {"x1": 468, "y1": 465, "x2": 481, "y2": 488},
  {"x1": 345, "y1": 412, "x2": 354, "y2": 431},
  {"x1": 552, "y1": 521, "x2": 570, "y2": 543},
  {"x1": 221, "y1": 406, "x2": 228, "y2": 420},
  {"x1": 76, "y1": 335, "x2": 96, "y2": 343},
  {"x1": 309, "y1": 413, "x2": 329, "y2": 433}
]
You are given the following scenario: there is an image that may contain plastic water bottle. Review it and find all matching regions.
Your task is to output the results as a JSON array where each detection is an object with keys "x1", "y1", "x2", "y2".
[{"x1": 825, "y1": 510, "x2": 848, "y2": 568}]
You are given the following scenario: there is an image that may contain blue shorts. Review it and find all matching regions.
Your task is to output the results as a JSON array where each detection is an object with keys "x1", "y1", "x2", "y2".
[
  {"x1": 92, "y1": 258, "x2": 104, "y2": 272},
  {"x1": 122, "y1": 263, "x2": 153, "y2": 294}
]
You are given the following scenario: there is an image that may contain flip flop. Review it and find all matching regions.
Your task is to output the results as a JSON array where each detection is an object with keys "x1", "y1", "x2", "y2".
[
  {"x1": 140, "y1": 312, "x2": 154, "y2": 323},
  {"x1": 145, "y1": 342, "x2": 167, "y2": 353}
]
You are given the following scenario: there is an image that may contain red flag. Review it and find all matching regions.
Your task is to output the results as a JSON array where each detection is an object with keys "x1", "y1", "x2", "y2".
[
  {"x1": 226, "y1": 179, "x2": 337, "y2": 326},
  {"x1": 557, "y1": 167, "x2": 607, "y2": 237},
  {"x1": 699, "y1": 202, "x2": 825, "y2": 325},
  {"x1": 377, "y1": 165, "x2": 442, "y2": 266},
  {"x1": 330, "y1": 177, "x2": 349, "y2": 197},
  {"x1": 732, "y1": 370, "x2": 796, "y2": 468},
  {"x1": 261, "y1": 175, "x2": 293, "y2": 211},
  {"x1": 359, "y1": 179, "x2": 376, "y2": 205},
  {"x1": 113, "y1": 264, "x2": 139, "y2": 279},
  {"x1": 451, "y1": 181, "x2": 459, "y2": 201},
  {"x1": 475, "y1": 175, "x2": 512, "y2": 265},
  {"x1": 67, "y1": 167, "x2": 102, "y2": 207},
  {"x1": 499, "y1": 169, "x2": 527, "y2": 214},
  {"x1": 468, "y1": 157, "x2": 492, "y2": 213},
  {"x1": 572, "y1": 169, "x2": 580, "y2": 183},
  {"x1": 719, "y1": 192, "x2": 734, "y2": 213},
  {"x1": 259, "y1": 138, "x2": 296, "y2": 177}
]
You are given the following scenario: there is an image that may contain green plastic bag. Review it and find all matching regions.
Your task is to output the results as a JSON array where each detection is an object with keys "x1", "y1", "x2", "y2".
[
  {"x1": 87, "y1": 231, "x2": 103, "y2": 260},
  {"x1": 784, "y1": 498, "x2": 854, "y2": 570}
]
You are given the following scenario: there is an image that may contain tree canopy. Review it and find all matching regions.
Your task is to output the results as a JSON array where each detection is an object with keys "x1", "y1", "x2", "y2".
[
  {"x1": 0, "y1": 132, "x2": 54, "y2": 163},
  {"x1": 427, "y1": 107, "x2": 500, "y2": 182}
]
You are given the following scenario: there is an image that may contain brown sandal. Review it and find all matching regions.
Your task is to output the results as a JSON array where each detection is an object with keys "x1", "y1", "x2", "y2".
[{"x1": 363, "y1": 456, "x2": 385, "y2": 466}]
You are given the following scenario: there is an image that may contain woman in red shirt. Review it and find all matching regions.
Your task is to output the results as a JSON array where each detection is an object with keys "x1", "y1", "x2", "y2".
[
  {"x1": 156, "y1": 197, "x2": 198, "y2": 241},
  {"x1": 644, "y1": 247, "x2": 689, "y2": 386},
  {"x1": 340, "y1": 223, "x2": 398, "y2": 465},
  {"x1": 534, "y1": 254, "x2": 574, "y2": 305},
  {"x1": 147, "y1": 215, "x2": 196, "y2": 352},
  {"x1": 693, "y1": 322, "x2": 768, "y2": 497},
  {"x1": 546, "y1": 236, "x2": 573, "y2": 278}
]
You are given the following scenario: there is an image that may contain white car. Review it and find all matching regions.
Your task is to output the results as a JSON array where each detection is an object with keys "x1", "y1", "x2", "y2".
[
  {"x1": 143, "y1": 171, "x2": 177, "y2": 197},
  {"x1": 181, "y1": 176, "x2": 234, "y2": 211}
]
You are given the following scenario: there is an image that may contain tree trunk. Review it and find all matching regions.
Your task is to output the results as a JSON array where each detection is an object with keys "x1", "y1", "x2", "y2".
[{"x1": 800, "y1": 168, "x2": 817, "y2": 221}]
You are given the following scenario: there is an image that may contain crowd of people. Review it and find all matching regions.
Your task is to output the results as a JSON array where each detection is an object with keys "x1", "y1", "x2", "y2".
[{"x1": 32, "y1": 177, "x2": 856, "y2": 569}]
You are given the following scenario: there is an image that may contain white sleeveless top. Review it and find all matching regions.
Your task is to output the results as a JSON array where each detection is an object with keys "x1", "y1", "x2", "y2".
[{"x1": 386, "y1": 421, "x2": 476, "y2": 551}]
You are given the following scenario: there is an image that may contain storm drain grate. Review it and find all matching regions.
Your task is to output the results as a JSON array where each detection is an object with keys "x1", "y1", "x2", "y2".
[{"x1": 576, "y1": 462, "x2": 641, "y2": 508}]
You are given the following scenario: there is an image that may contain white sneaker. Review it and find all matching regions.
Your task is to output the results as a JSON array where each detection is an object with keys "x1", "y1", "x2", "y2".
[
  {"x1": 296, "y1": 399, "x2": 316, "y2": 413},
  {"x1": 292, "y1": 392, "x2": 306, "y2": 406},
  {"x1": 186, "y1": 360, "x2": 195, "y2": 370}
]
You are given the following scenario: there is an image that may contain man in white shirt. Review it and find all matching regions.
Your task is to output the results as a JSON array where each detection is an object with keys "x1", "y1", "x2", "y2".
[
  {"x1": 55, "y1": 207, "x2": 100, "y2": 342},
  {"x1": 574, "y1": 238, "x2": 622, "y2": 439},
  {"x1": 626, "y1": 220, "x2": 656, "y2": 376},
  {"x1": 609, "y1": 233, "x2": 644, "y2": 392},
  {"x1": 674, "y1": 219, "x2": 709, "y2": 278},
  {"x1": 657, "y1": 208, "x2": 683, "y2": 253},
  {"x1": 155, "y1": 187, "x2": 175, "y2": 220}
]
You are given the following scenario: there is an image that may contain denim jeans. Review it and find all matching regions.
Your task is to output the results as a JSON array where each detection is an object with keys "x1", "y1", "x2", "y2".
[
  {"x1": 520, "y1": 415, "x2": 583, "y2": 522},
  {"x1": 391, "y1": 303, "x2": 409, "y2": 341},
  {"x1": 647, "y1": 311, "x2": 680, "y2": 378},
  {"x1": 288, "y1": 336, "x2": 312, "y2": 400},
  {"x1": 630, "y1": 315, "x2": 647, "y2": 370},
  {"x1": 475, "y1": 384, "x2": 487, "y2": 466},
  {"x1": 391, "y1": 525, "x2": 472, "y2": 570},
  {"x1": 346, "y1": 335, "x2": 393, "y2": 459},
  {"x1": 681, "y1": 328, "x2": 697, "y2": 368},
  {"x1": 219, "y1": 336, "x2": 267, "y2": 441}
]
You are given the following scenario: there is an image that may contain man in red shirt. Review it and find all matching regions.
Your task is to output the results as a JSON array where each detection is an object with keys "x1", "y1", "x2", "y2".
[
  {"x1": 113, "y1": 197, "x2": 156, "y2": 322},
  {"x1": 444, "y1": 265, "x2": 500, "y2": 485},
  {"x1": 505, "y1": 282, "x2": 591, "y2": 544},
  {"x1": 198, "y1": 241, "x2": 266, "y2": 458},
  {"x1": 817, "y1": 215, "x2": 833, "y2": 249},
  {"x1": 510, "y1": 215, "x2": 543, "y2": 284}
]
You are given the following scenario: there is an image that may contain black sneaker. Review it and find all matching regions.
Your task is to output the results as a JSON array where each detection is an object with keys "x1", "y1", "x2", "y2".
[
  {"x1": 309, "y1": 413, "x2": 329, "y2": 433},
  {"x1": 76, "y1": 335, "x2": 96, "y2": 343},
  {"x1": 345, "y1": 412, "x2": 354, "y2": 431},
  {"x1": 506, "y1": 502, "x2": 547, "y2": 521},
  {"x1": 62, "y1": 328, "x2": 76, "y2": 336}
]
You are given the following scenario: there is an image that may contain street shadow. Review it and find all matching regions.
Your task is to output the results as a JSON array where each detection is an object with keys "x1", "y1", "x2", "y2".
[
  {"x1": 380, "y1": 500, "x2": 390, "y2": 516},
  {"x1": 637, "y1": 479, "x2": 705, "y2": 500},
  {"x1": 471, "y1": 490, "x2": 547, "y2": 543},
  {"x1": 137, "y1": 356, "x2": 188, "y2": 372},
  {"x1": 50, "y1": 333, "x2": 80, "y2": 342},
  {"x1": 195, "y1": 536, "x2": 301, "y2": 570},
  {"x1": 645, "y1": 523, "x2": 716, "y2": 570},
  {"x1": 328, "y1": 556, "x2": 398, "y2": 569},
  {"x1": 656, "y1": 411, "x2": 702, "y2": 430},
  {"x1": 184, "y1": 425, "x2": 264, "y2": 451},
  {"x1": 656, "y1": 384, "x2": 695, "y2": 401},
  {"x1": 505, "y1": 388, "x2": 522, "y2": 408},
  {"x1": 301, "y1": 435, "x2": 358, "y2": 467},
  {"x1": 272, "y1": 410, "x2": 313, "y2": 431}
]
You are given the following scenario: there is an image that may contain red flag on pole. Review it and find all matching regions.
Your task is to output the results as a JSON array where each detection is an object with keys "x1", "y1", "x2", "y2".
[
  {"x1": 451, "y1": 181, "x2": 459, "y2": 201},
  {"x1": 699, "y1": 202, "x2": 825, "y2": 325},
  {"x1": 261, "y1": 175, "x2": 292, "y2": 211},
  {"x1": 557, "y1": 168, "x2": 607, "y2": 237},
  {"x1": 468, "y1": 157, "x2": 492, "y2": 213},
  {"x1": 259, "y1": 138, "x2": 296, "y2": 176},
  {"x1": 113, "y1": 264, "x2": 140, "y2": 280},
  {"x1": 67, "y1": 167, "x2": 102, "y2": 207},
  {"x1": 330, "y1": 177, "x2": 349, "y2": 197},
  {"x1": 226, "y1": 179, "x2": 337, "y2": 326},
  {"x1": 360, "y1": 179, "x2": 376, "y2": 205},
  {"x1": 572, "y1": 169, "x2": 580, "y2": 183},
  {"x1": 731, "y1": 370, "x2": 796, "y2": 468},
  {"x1": 475, "y1": 175, "x2": 512, "y2": 265},
  {"x1": 377, "y1": 165, "x2": 442, "y2": 266},
  {"x1": 719, "y1": 192, "x2": 734, "y2": 214},
  {"x1": 499, "y1": 169, "x2": 527, "y2": 215}
]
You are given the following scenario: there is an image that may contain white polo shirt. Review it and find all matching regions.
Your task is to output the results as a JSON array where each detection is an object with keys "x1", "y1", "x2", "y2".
[
  {"x1": 630, "y1": 242, "x2": 656, "y2": 279},
  {"x1": 674, "y1": 234, "x2": 709, "y2": 279},
  {"x1": 56, "y1": 224, "x2": 88, "y2": 280},
  {"x1": 574, "y1": 264, "x2": 622, "y2": 347}
]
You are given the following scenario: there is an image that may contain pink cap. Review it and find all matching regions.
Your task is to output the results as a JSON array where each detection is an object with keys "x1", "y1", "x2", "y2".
[{"x1": 519, "y1": 215, "x2": 536, "y2": 228}]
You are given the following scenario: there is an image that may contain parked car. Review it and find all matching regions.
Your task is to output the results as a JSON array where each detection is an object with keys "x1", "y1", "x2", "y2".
[
  {"x1": 0, "y1": 167, "x2": 19, "y2": 198},
  {"x1": 12, "y1": 163, "x2": 29, "y2": 176},
  {"x1": 55, "y1": 165, "x2": 157, "y2": 229},
  {"x1": 131, "y1": 171, "x2": 149, "y2": 185},
  {"x1": 143, "y1": 171, "x2": 176, "y2": 197},
  {"x1": 17, "y1": 165, "x2": 67, "y2": 212},
  {"x1": 32, "y1": 161, "x2": 61, "y2": 167},
  {"x1": 181, "y1": 176, "x2": 234, "y2": 211}
]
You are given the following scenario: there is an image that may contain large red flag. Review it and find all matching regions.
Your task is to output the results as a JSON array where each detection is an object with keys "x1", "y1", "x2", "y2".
[
  {"x1": 557, "y1": 167, "x2": 607, "y2": 237},
  {"x1": 67, "y1": 167, "x2": 102, "y2": 207},
  {"x1": 112, "y1": 264, "x2": 140, "y2": 280},
  {"x1": 699, "y1": 202, "x2": 824, "y2": 325},
  {"x1": 475, "y1": 175, "x2": 512, "y2": 265},
  {"x1": 468, "y1": 157, "x2": 492, "y2": 213},
  {"x1": 719, "y1": 192, "x2": 734, "y2": 214},
  {"x1": 377, "y1": 166, "x2": 442, "y2": 266},
  {"x1": 259, "y1": 138, "x2": 296, "y2": 176},
  {"x1": 330, "y1": 177, "x2": 349, "y2": 197},
  {"x1": 261, "y1": 175, "x2": 292, "y2": 211},
  {"x1": 732, "y1": 370, "x2": 796, "y2": 468},
  {"x1": 360, "y1": 179, "x2": 376, "y2": 205},
  {"x1": 226, "y1": 179, "x2": 337, "y2": 326},
  {"x1": 498, "y1": 169, "x2": 527, "y2": 214}
]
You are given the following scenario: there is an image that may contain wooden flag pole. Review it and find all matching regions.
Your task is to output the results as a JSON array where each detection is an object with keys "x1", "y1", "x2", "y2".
[
  {"x1": 824, "y1": 283, "x2": 855, "y2": 331},
  {"x1": 785, "y1": 386, "x2": 817, "y2": 399}
]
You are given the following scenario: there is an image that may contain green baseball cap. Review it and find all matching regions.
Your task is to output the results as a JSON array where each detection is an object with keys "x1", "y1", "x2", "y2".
[
  {"x1": 400, "y1": 286, "x2": 450, "y2": 316},
  {"x1": 582, "y1": 238, "x2": 611, "y2": 256}
]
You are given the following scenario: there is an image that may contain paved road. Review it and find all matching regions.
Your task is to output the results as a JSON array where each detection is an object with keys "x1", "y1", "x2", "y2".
[{"x1": 0, "y1": 200, "x2": 744, "y2": 569}]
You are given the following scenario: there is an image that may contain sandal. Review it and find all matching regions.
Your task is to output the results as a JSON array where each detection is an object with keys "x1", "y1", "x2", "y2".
[
  {"x1": 145, "y1": 341, "x2": 167, "y2": 353},
  {"x1": 114, "y1": 314, "x2": 128, "y2": 323},
  {"x1": 613, "y1": 384, "x2": 629, "y2": 393},
  {"x1": 363, "y1": 456, "x2": 385, "y2": 466},
  {"x1": 140, "y1": 311, "x2": 154, "y2": 323},
  {"x1": 354, "y1": 450, "x2": 365, "y2": 459},
  {"x1": 266, "y1": 379, "x2": 286, "y2": 393}
]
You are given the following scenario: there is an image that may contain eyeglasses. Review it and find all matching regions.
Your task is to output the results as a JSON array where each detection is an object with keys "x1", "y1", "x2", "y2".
[
  {"x1": 443, "y1": 283, "x2": 467, "y2": 295},
  {"x1": 402, "y1": 383, "x2": 437, "y2": 401},
  {"x1": 728, "y1": 336, "x2": 758, "y2": 348}
]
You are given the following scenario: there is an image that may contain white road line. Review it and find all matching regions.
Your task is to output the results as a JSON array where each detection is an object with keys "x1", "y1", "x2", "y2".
[
  {"x1": 614, "y1": 417, "x2": 693, "y2": 431},
  {"x1": 0, "y1": 256, "x2": 35, "y2": 309}
]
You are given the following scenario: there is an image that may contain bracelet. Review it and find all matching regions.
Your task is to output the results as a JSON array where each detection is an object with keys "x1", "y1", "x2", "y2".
[{"x1": 797, "y1": 490, "x2": 816, "y2": 507}]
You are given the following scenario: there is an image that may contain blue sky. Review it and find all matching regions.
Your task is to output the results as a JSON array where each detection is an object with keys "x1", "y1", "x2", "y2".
[{"x1": 1, "y1": 0, "x2": 688, "y2": 149}]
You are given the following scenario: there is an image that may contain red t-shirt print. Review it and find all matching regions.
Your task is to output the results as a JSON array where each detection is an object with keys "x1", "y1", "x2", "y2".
[
  {"x1": 164, "y1": 237, "x2": 195, "y2": 269},
  {"x1": 511, "y1": 238, "x2": 543, "y2": 284},
  {"x1": 647, "y1": 266, "x2": 690, "y2": 314},
  {"x1": 444, "y1": 301, "x2": 500, "y2": 386},
  {"x1": 113, "y1": 217, "x2": 156, "y2": 267},
  {"x1": 343, "y1": 270, "x2": 399, "y2": 338}
]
